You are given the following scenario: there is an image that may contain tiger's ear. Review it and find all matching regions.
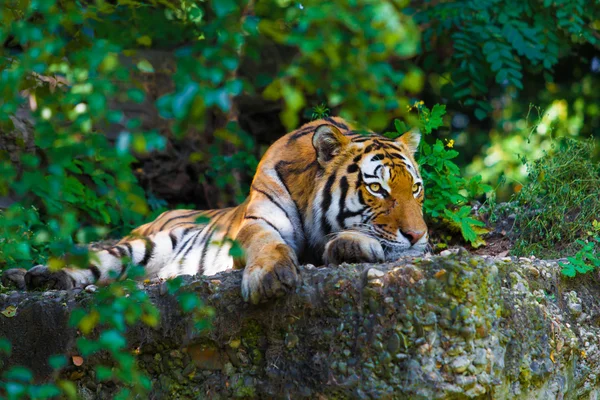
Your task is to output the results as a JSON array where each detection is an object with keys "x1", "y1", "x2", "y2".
[
  {"x1": 396, "y1": 127, "x2": 421, "y2": 155},
  {"x1": 313, "y1": 124, "x2": 350, "y2": 166}
]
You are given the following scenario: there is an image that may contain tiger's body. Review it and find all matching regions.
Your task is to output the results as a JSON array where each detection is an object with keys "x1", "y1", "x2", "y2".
[{"x1": 8, "y1": 117, "x2": 428, "y2": 304}]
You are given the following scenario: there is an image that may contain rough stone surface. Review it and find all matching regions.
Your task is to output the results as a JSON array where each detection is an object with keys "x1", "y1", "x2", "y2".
[{"x1": 1, "y1": 251, "x2": 600, "y2": 399}]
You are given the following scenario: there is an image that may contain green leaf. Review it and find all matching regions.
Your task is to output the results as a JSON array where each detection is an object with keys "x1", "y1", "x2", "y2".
[
  {"x1": 4, "y1": 382, "x2": 26, "y2": 397},
  {"x1": 394, "y1": 119, "x2": 409, "y2": 135},
  {"x1": 29, "y1": 384, "x2": 61, "y2": 399},
  {"x1": 127, "y1": 89, "x2": 145, "y2": 104},
  {"x1": 228, "y1": 240, "x2": 244, "y2": 258},
  {"x1": 136, "y1": 36, "x2": 152, "y2": 47},
  {"x1": 96, "y1": 365, "x2": 113, "y2": 381},
  {"x1": 1, "y1": 305, "x2": 17, "y2": 318},
  {"x1": 49, "y1": 354, "x2": 67, "y2": 370},
  {"x1": 76, "y1": 337, "x2": 100, "y2": 357},
  {"x1": 99, "y1": 330, "x2": 126, "y2": 352},
  {"x1": 136, "y1": 59, "x2": 154, "y2": 73},
  {"x1": 178, "y1": 293, "x2": 201, "y2": 312},
  {"x1": 560, "y1": 262, "x2": 576, "y2": 277},
  {"x1": 0, "y1": 337, "x2": 11, "y2": 355},
  {"x1": 212, "y1": 0, "x2": 237, "y2": 17},
  {"x1": 474, "y1": 108, "x2": 487, "y2": 120},
  {"x1": 57, "y1": 380, "x2": 77, "y2": 398},
  {"x1": 2, "y1": 366, "x2": 33, "y2": 383}
]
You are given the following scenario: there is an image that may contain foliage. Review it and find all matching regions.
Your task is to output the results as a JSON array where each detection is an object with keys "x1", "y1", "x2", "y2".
[
  {"x1": 559, "y1": 234, "x2": 600, "y2": 278},
  {"x1": 69, "y1": 267, "x2": 157, "y2": 398},
  {"x1": 0, "y1": 338, "x2": 67, "y2": 400},
  {"x1": 466, "y1": 88, "x2": 600, "y2": 200},
  {"x1": 415, "y1": 0, "x2": 600, "y2": 119},
  {"x1": 0, "y1": 365, "x2": 61, "y2": 400},
  {"x1": 311, "y1": 103, "x2": 330, "y2": 120},
  {"x1": 256, "y1": 0, "x2": 421, "y2": 130},
  {"x1": 388, "y1": 103, "x2": 491, "y2": 247},
  {"x1": 513, "y1": 138, "x2": 600, "y2": 259},
  {"x1": 0, "y1": 0, "x2": 427, "y2": 267},
  {"x1": 0, "y1": 337, "x2": 62, "y2": 400},
  {"x1": 0, "y1": 266, "x2": 213, "y2": 398}
]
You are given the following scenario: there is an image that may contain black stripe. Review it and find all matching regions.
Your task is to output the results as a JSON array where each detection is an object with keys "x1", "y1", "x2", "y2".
[
  {"x1": 324, "y1": 117, "x2": 349, "y2": 130},
  {"x1": 115, "y1": 246, "x2": 128, "y2": 258},
  {"x1": 320, "y1": 172, "x2": 337, "y2": 236},
  {"x1": 244, "y1": 215, "x2": 282, "y2": 236},
  {"x1": 336, "y1": 176, "x2": 349, "y2": 228},
  {"x1": 177, "y1": 229, "x2": 203, "y2": 260},
  {"x1": 340, "y1": 206, "x2": 369, "y2": 221},
  {"x1": 120, "y1": 243, "x2": 133, "y2": 278},
  {"x1": 198, "y1": 228, "x2": 216, "y2": 275},
  {"x1": 107, "y1": 248, "x2": 120, "y2": 258},
  {"x1": 388, "y1": 152, "x2": 406, "y2": 160},
  {"x1": 169, "y1": 231, "x2": 179, "y2": 249},
  {"x1": 140, "y1": 238, "x2": 155, "y2": 266},
  {"x1": 347, "y1": 163, "x2": 359, "y2": 173},
  {"x1": 123, "y1": 243, "x2": 133, "y2": 257},
  {"x1": 90, "y1": 265, "x2": 101, "y2": 281},
  {"x1": 206, "y1": 208, "x2": 229, "y2": 220},
  {"x1": 357, "y1": 183, "x2": 366, "y2": 205},
  {"x1": 251, "y1": 186, "x2": 293, "y2": 222},
  {"x1": 179, "y1": 210, "x2": 227, "y2": 264},
  {"x1": 158, "y1": 210, "x2": 203, "y2": 231},
  {"x1": 167, "y1": 221, "x2": 201, "y2": 231},
  {"x1": 273, "y1": 162, "x2": 306, "y2": 244},
  {"x1": 276, "y1": 159, "x2": 319, "y2": 176},
  {"x1": 287, "y1": 126, "x2": 316, "y2": 143},
  {"x1": 172, "y1": 227, "x2": 196, "y2": 258},
  {"x1": 373, "y1": 165, "x2": 383, "y2": 177},
  {"x1": 214, "y1": 210, "x2": 237, "y2": 260}
]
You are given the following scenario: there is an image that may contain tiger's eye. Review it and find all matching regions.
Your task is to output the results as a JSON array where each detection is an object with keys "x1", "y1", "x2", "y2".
[
  {"x1": 412, "y1": 183, "x2": 419, "y2": 193},
  {"x1": 369, "y1": 183, "x2": 381, "y2": 192}
]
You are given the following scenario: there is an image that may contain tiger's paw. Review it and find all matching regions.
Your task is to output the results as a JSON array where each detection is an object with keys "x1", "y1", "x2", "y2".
[
  {"x1": 323, "y1": 231, "x2": 385, "y2": 265},
  {"x1": 241, "y1": 244, "x2": 300, "y2": 305},
  {"x1": 1, "y1": 268, "x2": 27, "y2": 290},
  {"x1": 24, "y1": 265, "x2": 75, "y2": 291}
]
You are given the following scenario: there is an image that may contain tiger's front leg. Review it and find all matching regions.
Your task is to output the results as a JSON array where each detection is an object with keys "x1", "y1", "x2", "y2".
[
  {"x1": 236, "y1": 221, "x2": 301, "y2": 305},
  {"x1": 323, "y1": 231, "x2": 385, "y2": 265}
]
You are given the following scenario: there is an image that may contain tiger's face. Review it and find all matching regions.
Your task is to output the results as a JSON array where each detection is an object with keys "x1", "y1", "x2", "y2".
[
  {"x1": 313, "y1": 124, "x2": 428, "y2": 260},
  {"x1": 356, "y1": 135, "x2": 428, "y2": 258}
]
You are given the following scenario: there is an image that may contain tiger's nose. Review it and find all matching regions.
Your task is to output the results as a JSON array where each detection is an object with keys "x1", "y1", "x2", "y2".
[{"x1": 402, "y1": 230, "x2": 426, "y2": 245}]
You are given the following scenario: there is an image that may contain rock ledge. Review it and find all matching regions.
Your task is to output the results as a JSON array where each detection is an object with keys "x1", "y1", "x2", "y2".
[{"x1": 1, "y1": 251, "x2": 599, "y2": 399}]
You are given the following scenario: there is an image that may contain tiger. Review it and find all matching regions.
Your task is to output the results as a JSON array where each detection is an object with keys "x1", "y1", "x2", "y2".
[{"x1": 2, "y1": 117, "x2": 428, "y2": 304}]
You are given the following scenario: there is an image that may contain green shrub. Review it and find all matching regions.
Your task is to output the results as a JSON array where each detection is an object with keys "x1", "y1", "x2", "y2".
[
  {"x1": 560, "y1": 234, "x2": 600, "y2": 277},
  {"x1": 387, "y1": 103, "x2": 492, "y2": 247},
  {"x1": 416, "y1": 0, "x2": 600, "y2": 118},
  {"x1": 513, "y1": 138, "x2": 600, "y2": 261}
]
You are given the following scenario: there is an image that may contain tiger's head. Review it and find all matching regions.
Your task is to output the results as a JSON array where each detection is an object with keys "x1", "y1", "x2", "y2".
[{"x1": 313, "y1": 123, "x2": 428, "y2": 260}]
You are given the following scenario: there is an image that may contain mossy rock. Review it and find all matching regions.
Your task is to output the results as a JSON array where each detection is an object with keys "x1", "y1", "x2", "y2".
[{"x1": 1, "y1": 251, "x2": 599, "y2": 399}]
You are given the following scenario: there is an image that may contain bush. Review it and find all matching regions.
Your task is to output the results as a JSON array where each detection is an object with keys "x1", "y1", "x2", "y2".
[
  {"x1": 388, "y1": 102, "x2": 491, "y2": 247},
  {"x1": 513, "y1": 138, "x2": 600, "y2": 260}
]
